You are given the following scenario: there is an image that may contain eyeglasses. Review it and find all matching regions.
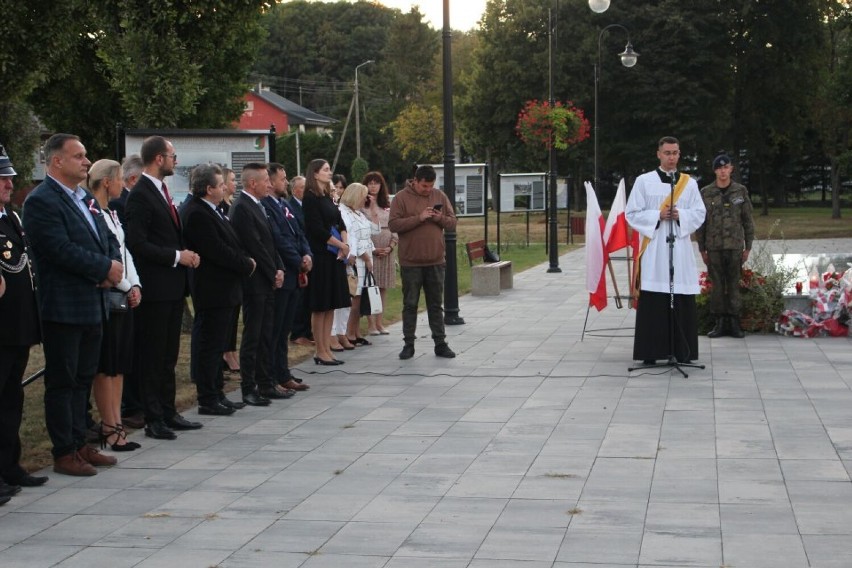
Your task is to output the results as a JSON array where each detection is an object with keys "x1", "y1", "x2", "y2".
[{"x1": 161, "y1": 153, "x2": 177, "y2": 160}]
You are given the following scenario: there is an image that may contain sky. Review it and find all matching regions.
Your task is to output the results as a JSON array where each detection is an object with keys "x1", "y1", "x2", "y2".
[{"x1": 310, "y1": 0, "x2": 488, "y2": 31}]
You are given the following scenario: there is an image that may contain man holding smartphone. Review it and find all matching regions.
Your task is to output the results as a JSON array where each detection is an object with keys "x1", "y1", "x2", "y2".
[{"x1": 388, "y1": 165, "x2": 457, "y2": 360}]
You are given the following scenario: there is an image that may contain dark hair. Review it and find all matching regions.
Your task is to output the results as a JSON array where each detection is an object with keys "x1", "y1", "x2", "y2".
[
  {"x1": 140, "y1": 136, "x2": 170, "y2": 165},
  {"x1": 658, "y1": 136, "x2": 679, "y2": 148},
  {"x1": 332, "y1": 173, "x2": 347, "y2": 188},
  {"x1": 268, "y1": 162, "x2": 286, "y2": 177},
  {"x1": 414, "y1": 165, "x2": 436, "y2": 182},
  {"x1": 44, "y1": 133, "x2": 81, "y2": 164},
  {"x1": 305, "y1": 159, "x2": 330, "y2": 197},
  {"x1": 190, "y1": 163, "x2": 222, "y2": 198},
  {"x1": 362, "y1": 171, "x2": 390, "y2": 208}
]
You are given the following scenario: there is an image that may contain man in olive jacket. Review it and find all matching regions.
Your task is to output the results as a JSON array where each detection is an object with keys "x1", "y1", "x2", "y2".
[{"x1": 695, "y1": 153, "x2": 755, "y2": 338}]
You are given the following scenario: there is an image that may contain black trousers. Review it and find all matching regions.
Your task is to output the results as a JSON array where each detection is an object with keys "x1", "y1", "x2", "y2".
[
  {"x1": 191, "y1": 306, "x2": 234, "y2": 407},
  {"x1": 240, "y1": 291, "x2": 276, "y2": 394},
  {"x1": 290, "y1": 286, "x2": 312, "y2": 340},
  {"x1": 135, "y1": 300, "x2": 182, "y2": 423},
  {"x1": 121, "y1": 306, "x2": 145, "y2": 417},
  {"x1": 0, "y1": 346, "x2": 29, "y2": 476},
  {"x1": 633, "y1": 291, "x2": 699, "y2": 363},
  {"x1": 41, "y1": 321, "x2": 102, "y2": 458},
  {"x1": 267, "y1": 286, "x2": 297, "y2": 384}
]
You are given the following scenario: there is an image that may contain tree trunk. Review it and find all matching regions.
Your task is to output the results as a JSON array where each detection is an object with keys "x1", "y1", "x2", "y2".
[{"x1": 830, "y1": 155, "x2": 842, "y2": 219}]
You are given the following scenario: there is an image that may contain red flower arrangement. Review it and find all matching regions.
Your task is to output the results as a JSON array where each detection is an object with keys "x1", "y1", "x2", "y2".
[{"x1": 515, "y1": 99, "x2": 590, "y2": 150}]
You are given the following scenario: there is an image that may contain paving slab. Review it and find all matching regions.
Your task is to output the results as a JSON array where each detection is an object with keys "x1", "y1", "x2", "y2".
[{"x1": 2, "y1": 239, "x2": 852, "y2": 566}]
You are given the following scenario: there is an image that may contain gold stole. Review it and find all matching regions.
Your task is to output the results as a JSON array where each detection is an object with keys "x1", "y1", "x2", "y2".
[{"x1": 632, "y1": 173, "x2": 690, "y2": 299}]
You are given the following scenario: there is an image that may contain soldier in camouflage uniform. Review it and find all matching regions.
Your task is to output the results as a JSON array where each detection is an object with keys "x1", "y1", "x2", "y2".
[{"x1": 696, "y1": 153, "x2": 755, "y2": 338}]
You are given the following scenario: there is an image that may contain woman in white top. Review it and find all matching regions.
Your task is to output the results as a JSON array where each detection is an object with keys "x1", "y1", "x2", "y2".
[
  {"x1": 87, "y1": 159, "x2": 142, "y2": 451},
  {"x1": 339, "y1": 183, "x2": 375, "y2": 346}
]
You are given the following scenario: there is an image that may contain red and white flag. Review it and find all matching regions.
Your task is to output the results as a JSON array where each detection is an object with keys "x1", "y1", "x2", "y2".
[
  {"x1": 603, "y1": 178, "x2": 628, "y2": 254},
  {"x1": 584, "y1": 182, "x2": 607, "y2": 311}
]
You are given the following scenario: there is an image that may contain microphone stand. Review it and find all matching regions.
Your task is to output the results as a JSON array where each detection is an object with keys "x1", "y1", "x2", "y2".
[{"x1": 629, "y1": 171, "x2": 704, "y2": 378}]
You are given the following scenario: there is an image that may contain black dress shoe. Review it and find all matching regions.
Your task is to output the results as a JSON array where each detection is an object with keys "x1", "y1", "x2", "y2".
[
  {"x1": 242, "y1": 391, "x2": 271, "y2": 406},
  {"x1": 144, "y1": 421, "x2": 177, "y2": 440},
  {"x1": 198, "y1": 402, "x2": 236, "y2": 416},
  {"x1": 165, "y1": 414, "x2": 203, "y2": 430},
  {"x1": 0, "y1": 482, "x2": 22, "y2": 498},
  {"x1": 3, "y1": 470, "x2": 48, "y2": 487},
  {"x1": 259, "y1": 386, "x2": 294, "y2": 399},
  {"x1": 220, "y1": 397, "x2": 246, "y2": 410}
]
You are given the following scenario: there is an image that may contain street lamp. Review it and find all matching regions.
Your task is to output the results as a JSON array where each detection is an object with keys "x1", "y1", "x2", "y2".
[
  {"x1": 546, "y1": 0, "x2": 611, "y2": 273},
  {"x1": 354, "y1": 59, "x2": 374, "y2": 159},
  {"x1": 588, "y1": 0, "x2": 611, "y2": 13},
  {"x1": 593, "y1": 24, "x2": 638, "y2": 193}
]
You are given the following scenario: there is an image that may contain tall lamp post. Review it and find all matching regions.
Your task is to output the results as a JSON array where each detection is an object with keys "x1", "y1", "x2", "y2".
[
  {"x1": 442, "y1": 0, "x2": 463, "y2": 325},
  {"x1": 354, "y1": 59, "x2": 374, "y2": 159},
  {"x1": 593, "y1": 24, "x2": 638, "y2": 192},
  {"x1": 546, "y1": 0, "x2": 613, "y2": 273}
]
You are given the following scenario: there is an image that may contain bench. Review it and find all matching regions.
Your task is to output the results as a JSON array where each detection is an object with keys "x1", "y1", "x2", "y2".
[{"x1": 465, "y1": 240, "x2": 513, "y2": 296}]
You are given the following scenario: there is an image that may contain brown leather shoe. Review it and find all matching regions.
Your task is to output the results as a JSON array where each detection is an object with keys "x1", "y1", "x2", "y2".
[
  {"x1": 53, "y1": 453, "x2": 97, "y2": 477},
  {"x1": 281, "y1": 379, "x2": 309, "y2": 391},
  {"x1": 78, "y1": 445, "x2": 117, "y2": 467},
  {"x1": 293, "y1": 337, "x2": 315, "y2": 347}
]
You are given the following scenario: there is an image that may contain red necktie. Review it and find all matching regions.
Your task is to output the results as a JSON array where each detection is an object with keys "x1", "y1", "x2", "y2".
[{"x1": 162, "y1": 182, "x2": 179, "y2": 226}]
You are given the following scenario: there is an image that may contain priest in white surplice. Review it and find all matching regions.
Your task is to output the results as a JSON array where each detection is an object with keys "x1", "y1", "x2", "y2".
[{"x1": 626, "y1": 136, "x2": 706, "y2": 364}]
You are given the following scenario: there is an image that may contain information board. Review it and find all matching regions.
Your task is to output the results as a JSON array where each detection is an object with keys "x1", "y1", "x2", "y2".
[
  {"x1": 429, "y1": 163, "x2": 487, "y2": 217},
  {"x1": 498, "y1": 173, "x2": 569, "y2": 212}
]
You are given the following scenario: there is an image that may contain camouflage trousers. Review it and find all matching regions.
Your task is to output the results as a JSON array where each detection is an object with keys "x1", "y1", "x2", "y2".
[{"x1": 707, "y1": 249, "x2": 743, "y2": 316}]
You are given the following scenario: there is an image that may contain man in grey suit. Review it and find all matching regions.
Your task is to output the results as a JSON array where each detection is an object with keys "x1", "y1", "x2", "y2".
[{"x1": 23, "y1": 134, "x2": 123, "y2": 476}]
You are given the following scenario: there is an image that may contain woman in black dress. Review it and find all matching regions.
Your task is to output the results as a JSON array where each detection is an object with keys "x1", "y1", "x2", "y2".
[{"x1": 303, "y1": 159, "x2": 351, "y2": 364}]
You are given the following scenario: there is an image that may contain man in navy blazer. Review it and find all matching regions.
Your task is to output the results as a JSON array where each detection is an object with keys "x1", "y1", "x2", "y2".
[
  {"x1": 264, "y1": 164, "x2": 312, "y2": 392},
  {"x1": 23, "y1": 134, "x2": 123, "y2": 476},
  {"x1": 182, "y1": 164, "x2": 256, "y2": 416},
  {"x1": 230, "y1": 163, "x2": 286, "y2": 405},
  {"x1": 287, "y1": 175, "x2": 314, "y2": 346},
  {"x1": 125, "y1": 136, "x2": 202, "y2": 440}
]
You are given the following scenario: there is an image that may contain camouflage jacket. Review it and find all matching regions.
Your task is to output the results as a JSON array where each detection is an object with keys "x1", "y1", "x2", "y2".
[{"x1": 695, "y1": 181, "x2": 754, "y2": 252}]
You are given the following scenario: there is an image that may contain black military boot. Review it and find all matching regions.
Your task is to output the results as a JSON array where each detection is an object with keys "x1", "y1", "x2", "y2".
[
  {"x1": 728, "y1": 316, "x2": 745, "y2": 338},
  {"x1": 707, "y1": 317, "x2": 726, "y2": 338}
]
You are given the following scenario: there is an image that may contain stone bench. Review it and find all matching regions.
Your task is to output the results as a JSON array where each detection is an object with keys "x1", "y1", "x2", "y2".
[{"x1": 465, "y1": 240, "x2": 513, "y2": 296}]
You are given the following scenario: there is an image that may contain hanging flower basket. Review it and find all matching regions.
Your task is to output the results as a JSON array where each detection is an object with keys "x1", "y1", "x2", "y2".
[{"x1": 515, "y1": 99, "x2": 590, "y2": 150}]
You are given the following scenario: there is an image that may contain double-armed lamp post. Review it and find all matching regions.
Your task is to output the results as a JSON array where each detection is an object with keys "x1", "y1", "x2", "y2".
[
  {"x1": 546, "y1": 0, "x2": 614, "y2": 272},
  {"x1": 594, "y1": 24, "x2": 638, "y2": 192}
]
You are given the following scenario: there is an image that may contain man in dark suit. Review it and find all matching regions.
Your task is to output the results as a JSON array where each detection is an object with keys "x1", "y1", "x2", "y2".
[
  {"x1": 182, "y1": 164, "x2": 255, "y2": 415},
  {"x1": 264, "y1": 164, "x2": 312, "y2": 392},
  {"x1": 287, "y1": 175, "x2": 314, "y2": 347},
  {"x1": 230, "y1": 163, "x2": 286, "y2": 405},
  {"x1": 23, "y1": 133, "x2": 123, "y2": 476},
  {"x1": 110, "y1": 154, "x2": 145, "y2": 429},
  {"x1": 0, "y1": 146, "x2": 48, "y2": 494},
  {"x1": 125, "y1": 136, "x2": 202, "y2": 440},
  {"x1": 108, "y1": 154, "x2": 143, "y2": 227}
]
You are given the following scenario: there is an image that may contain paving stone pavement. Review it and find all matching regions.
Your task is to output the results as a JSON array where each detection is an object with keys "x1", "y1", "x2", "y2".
[{"x1": 1, "y1": 239, "x2": 851, "y2": 568}]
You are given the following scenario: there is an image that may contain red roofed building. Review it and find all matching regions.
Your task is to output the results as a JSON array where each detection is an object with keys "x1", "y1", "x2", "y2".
[{"x1": 237, "y1": 83, "x2": 335, "y2": 134}]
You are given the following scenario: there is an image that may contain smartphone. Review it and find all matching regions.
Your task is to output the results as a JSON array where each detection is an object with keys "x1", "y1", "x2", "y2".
[{"x1": 433, "y1": 203, "x2": 443, "y2": 210}]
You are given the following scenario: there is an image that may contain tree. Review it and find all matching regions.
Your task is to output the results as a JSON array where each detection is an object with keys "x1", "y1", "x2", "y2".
[
  {"x1": 386, "y1": 103, "x2": 443, "y2": 162},
  {"x1": 0, "y1": 0, "x2": 88, "y2": 186},
  {"x1": 92, "y1": 0, "x2": 270, "y2": 128},
  {"x1": 812, "y1": 0, "x2": 852, "y2": 219}
]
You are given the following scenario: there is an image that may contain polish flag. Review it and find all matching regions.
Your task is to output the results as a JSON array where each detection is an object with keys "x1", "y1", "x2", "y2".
[
  {"x1": 584, "y1": 182, "x2": 607, "y2": 311},
  {"x1": 603, "y1": 178, "x2": 628, "y2": 254}
]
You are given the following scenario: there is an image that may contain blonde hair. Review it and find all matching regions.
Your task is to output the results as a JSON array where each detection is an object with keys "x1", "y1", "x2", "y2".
[
  {"x1": 86, "y1": 159, "x2": 121, "y2": 193},
  {"x1": 340, "y1": 183, "x2": 368, "y2": 209}
]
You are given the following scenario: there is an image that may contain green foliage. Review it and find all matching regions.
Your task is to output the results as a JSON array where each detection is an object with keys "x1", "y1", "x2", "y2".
[
  {"x1": 351, "y1": 157, "x2": 370, "y2": 184},
  {"x1": 275, "y1": 131, "x2": 337, "y2": 176},
  {"x1": 386, "y1": 104, "x2": 443, "y2": 162},
  {"x1": 93, "y1": 0, "x2": 269, "y2": 128},
  {"x1": 0, "y1": 101, "x2": 41, "y2": 191}
]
